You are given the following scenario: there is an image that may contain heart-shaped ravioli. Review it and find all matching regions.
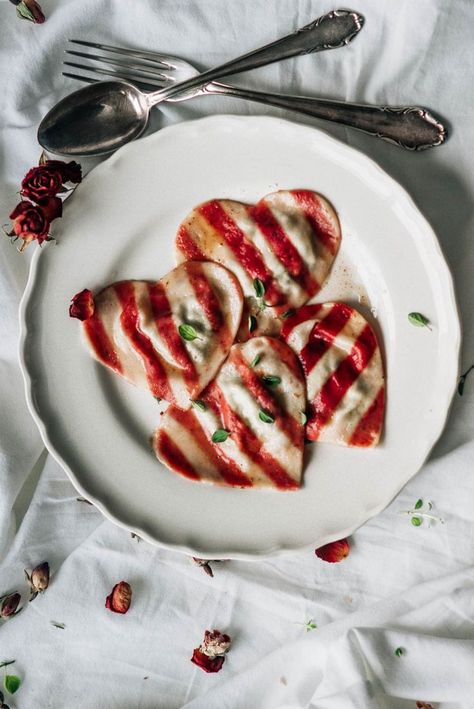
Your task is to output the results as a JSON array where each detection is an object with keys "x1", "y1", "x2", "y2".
[
  {"x1": 281, "y1": 303, "x2": 385, "y2": 447},
  {"x1": 70, "y1": 261, "x2": 243, "y2": 409},
  {"x1": 175, "y1": 189, "x2": 341, "y2": 338},
  {"x1": 153, "y1": 337, "x2": 306, "y2": 489}
]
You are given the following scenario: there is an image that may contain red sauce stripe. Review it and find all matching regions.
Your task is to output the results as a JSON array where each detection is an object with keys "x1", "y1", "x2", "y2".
[
  {"x1": 205, "y1": 383, "x2": 299, "y2": 490},
  {"x1": 185, "y1": 262, "x2": 233, "y2": 352},
  {"x1": 168, "y1": 407, "x2": 253, "y2": 487},
  {"x1": 114, "y1": 282, "x2": 173, "y2": 401},
  {"x1": 176, "y1": 225, "x2": 206, "y2": 260},
  {"x1": 251, "y1": 201, "x2": 319, "y2": 296},
  {"x1": 229, "y1": 348, "x2": 302, "y2": 449},
  {"x1": 291, "y1": 190, "x2": 340, "y2": 255},
  {"x1": 198, "y1": 200, "x2": 283, "y2": 306},
  {"x1": 155, "y1": 430, "x2": 200, "y2": 481},
  {"x1": 280, "y1": 304, "x2": 324, "y2": 339},
  {"x1": 306, "y1": 323, "x2": 378, "y2": 440},
  {"x1": 84, "y1": 314, "x2": 123, "y2": 373},
  {"x1": 349, "y1": 386, "x2": 385, "y2": 447},
  {"x1": 148, "y1": 282, "x2": 198, "y2": 392},
  {"x1": 299, "y1": 303, "x2": 354, "y2": 375}
]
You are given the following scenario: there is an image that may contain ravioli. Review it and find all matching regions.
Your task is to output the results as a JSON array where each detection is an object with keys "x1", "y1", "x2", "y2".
[
  {"x1": 281, "y1": 303, "x2": 385, "y2": 447},
  {"x1": 175, "y1": 189, "x2": 341, "y2": 338},
  {"x1": 153, "y1": 337, "x2": 306, "y2": 489},
  {"x1": 69, "y1": 261, "x2": 243, "y2": 409}
]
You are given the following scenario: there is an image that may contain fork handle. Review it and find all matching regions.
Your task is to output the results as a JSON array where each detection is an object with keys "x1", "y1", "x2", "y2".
[
  {"x1": 203, "y1": 83, "x2": 446, "y2": 150},
  {"x1": 147, "y1": 9, "x2": 363, "y2": 105}
]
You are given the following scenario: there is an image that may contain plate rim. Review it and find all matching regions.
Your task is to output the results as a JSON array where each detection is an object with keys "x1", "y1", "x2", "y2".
[{"x1": 18, "y1": 114, "x2": 462, "y2": 559}]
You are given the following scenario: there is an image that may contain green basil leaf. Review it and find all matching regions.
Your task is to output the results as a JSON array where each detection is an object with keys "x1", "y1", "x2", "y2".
[
  {"x1": 253, "y1": 278, "x2": 266, "y2": 298},
  {"x1": 179, "y1": 323, "x2": 199, "y2": 341},
  {"x1": 191, "y1": 400, "x2": 206, "y2": 412},
  {"x1": 249, "y1": 354, "x2": 261, "y2": 368},
  {"x1": 258, "y1": 410, "x2": 274, "y2": 424},
  {"x1": 281, "y1": 309, "x2": 295, "y2": 319},
  {"x1": 414, "y1": 498, "x2": 423, "y2": 510},
  {"x1": 248, "y1": 315, "x2": 257, "y2": 333},
  {"x1": 408, "y1": 312, "x2": 430, "y2": 328},
  {"x1": 394, "y1": 647, "x2": 404, "y2": 657},
  {"x1": 411, "y1": 516, "x2": 422, "y2": 527},
  {"x1": 212, "y1": 429, "x2": 230, "y2": 443},
  {"x1": 261, "y1": 375, "x2": 281, "y2": 386},
  {"x1": 16, "y1": 3, "x2": 35, "y2": 21},
  {"x1": 4, "y1": 675, "x2": 21, "y2": 695}
]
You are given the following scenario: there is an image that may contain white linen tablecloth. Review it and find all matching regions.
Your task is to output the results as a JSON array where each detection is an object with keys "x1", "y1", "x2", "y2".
[{"x1": 1, "y1": 1, "x2": 473, "y2": 707}]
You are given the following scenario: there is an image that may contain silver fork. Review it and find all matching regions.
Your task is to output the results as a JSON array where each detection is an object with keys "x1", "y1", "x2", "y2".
[{"x1": 63, "y1": 39, "x2": 446, "y2": 150}]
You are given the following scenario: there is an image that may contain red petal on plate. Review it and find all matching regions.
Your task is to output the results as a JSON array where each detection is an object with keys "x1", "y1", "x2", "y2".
[
  {"x1": 69, "y1": 289, "x2": 95, "y2": 320},
  {"x1": 315, "y1": 538, "x2": 350, "y2": 563}
]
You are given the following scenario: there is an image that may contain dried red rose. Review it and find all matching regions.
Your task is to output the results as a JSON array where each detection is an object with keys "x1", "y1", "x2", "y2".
[
  {"x1": 191, "y1": 629, "x2": 231, "y2": 673},
  {"x1": 106, "y1": 581, "x2": 132, "y2": 614},
  {"x1": 69, "y1": 289, "x2": 95, "y2": 321},
  {"x1": 8, "y1": 201, "x2": 51, "y2": 250},
  {"x1": 315, "y1": 538, "x2": 350, "y2": 563},
  {"x1": 21, "y1": 160, "x2": 81, "y2": 203},
  {"x1": 25, "y1": 561, "x2": 50, "y2": 600},
  {"x1": 0, "y1": 592, "x2": 21, "y2": 619}
]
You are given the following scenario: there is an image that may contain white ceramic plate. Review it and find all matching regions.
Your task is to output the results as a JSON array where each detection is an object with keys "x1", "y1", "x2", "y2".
[{"x1": 20, "y1": 116, "x2": 460, "y2": 559}]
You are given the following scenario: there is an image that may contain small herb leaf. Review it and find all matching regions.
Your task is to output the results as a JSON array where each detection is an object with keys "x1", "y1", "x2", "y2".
[
  {"x1": 0, "y1": 662, "x2": 15, "y2": 670},
  {"x1": 411, "y1": 516, "x2": 423, "y2": 527},
  {"x1": 414, "y1": 498, "x2": 423, "y2": 510},
  {"x1": 4, "y1": 675, "x2": 21, "y2": 695},
  {"x1": 408, "y1": 312, "x2": 430, "y2": 328},
  {"x1": 262, "y1": 375, "x2": 281, "y2": 386},
  {"x1": 212, "y1": 429, "x2": 230, "y2": 443},
  {"x1": 250, "y1": 354, "x2": 261, "y2": 369},
  {"x1": 300, "y1": 411, "x2": 308, "y2": 425},
  {"x1": 258, "y1": 410, "x2": 275, "y2": 424},
  {"x1": 179, "y1": 323, "x2": 200, "y2": 341},
  {"x1": 248, "y1": 315, "x2": 257, "y2": 333},
  {"x1": 253, "y1": 278, "x2": 266, "y2": 298},
  {"x1": 51, "y1": 621, "x2": 66, "y2": 629},
  {"x1": 191, "y1": 400, "x2": 206, "y2": 412},
  {"x1": 394, "y1": 647, "x2": 404, "y2": 657},
  {"x1": 281, "y1": 309, "x2": 295, "y2": 319}
]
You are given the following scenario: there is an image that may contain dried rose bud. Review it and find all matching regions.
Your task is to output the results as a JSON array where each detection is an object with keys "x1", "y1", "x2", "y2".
[
  {"x1": 192, "y1": 558, "x2": 214, "y2": 577},
  {"x1": 0, "y1": 593, "x2": 21, "y2": 619},
  {"x1": 25, "y1": 562, "x2": 50, "y2": 600},
  {"x1": 191, "y1": 629, "x2": 231, "y2": 673},
  {"x1": 15, "y1": 0, "x2": 45, "y2": 23},
  {"x1": 69, "y1": 289, "x2": 95, "y2": 320},
  {"x1": 105, "y1": 581, "x2": 132, "y2": 614},
  {"x1": 315, "y1": 538, "x2": 350, "y2": 563}
]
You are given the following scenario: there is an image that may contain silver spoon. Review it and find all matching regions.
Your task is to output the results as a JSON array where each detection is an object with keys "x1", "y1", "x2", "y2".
[{"x1": 38, "y1": 9, "x2": 364, "y2": 156}]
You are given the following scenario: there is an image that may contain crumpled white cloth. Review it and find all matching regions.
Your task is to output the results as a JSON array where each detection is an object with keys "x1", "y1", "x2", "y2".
[{"x1": 0, "y1": 0, "x2": 473, "y2": 707}]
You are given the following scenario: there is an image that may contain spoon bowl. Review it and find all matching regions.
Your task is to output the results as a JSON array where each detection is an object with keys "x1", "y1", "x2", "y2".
[{"x1": 38, "y1": 80, "x2": 149, "y2": 156}]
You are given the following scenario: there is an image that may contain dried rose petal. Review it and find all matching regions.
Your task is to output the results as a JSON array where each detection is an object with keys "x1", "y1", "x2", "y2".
[
  {"x1": 106, "y1": 581, "x2": 132, "y2": 614},
  {"x1": 191, "y1": 629, "x2": 231, "y2": 673},
  {"x1": 315, "y1": 538, "x2": 350, "y2": 563},
  {"x1": 416, "y1": 703, "x2": 434, "y2": 709},
  {"x1": 69, "y1": 289, "x2": 95, "y2": 320},
  {"x1": 191, "y1": 648, "x2": 225, "y2": 673},
  {"x1": 0, "y1": 592, "x2": 21, "y2": 618}
]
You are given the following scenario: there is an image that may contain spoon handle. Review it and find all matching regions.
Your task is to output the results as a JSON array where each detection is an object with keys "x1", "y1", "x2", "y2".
[
  {"x1": 147, "y1": 9, "x2": 363, "y2": 106},
  {"x1": 201, "y1": 84, "x2": 446, "y2": 150}
]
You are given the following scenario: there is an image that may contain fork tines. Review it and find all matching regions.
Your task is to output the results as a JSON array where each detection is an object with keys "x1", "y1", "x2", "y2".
[{"x1": 63, "y1": 39, "x2": 176, "y2": 88}]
